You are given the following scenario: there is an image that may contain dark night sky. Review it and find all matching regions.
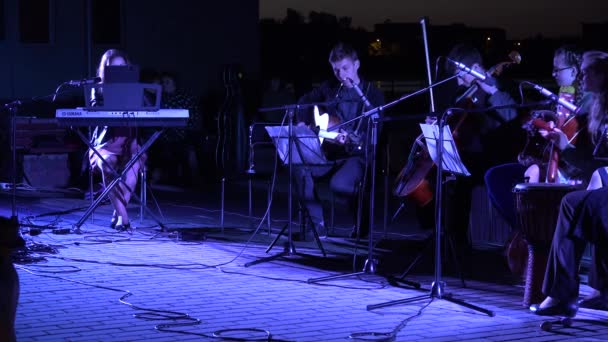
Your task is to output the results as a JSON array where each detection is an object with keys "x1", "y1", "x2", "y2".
[{"x1": 260, "y1": 0, "x2": 608, "y2": 39}]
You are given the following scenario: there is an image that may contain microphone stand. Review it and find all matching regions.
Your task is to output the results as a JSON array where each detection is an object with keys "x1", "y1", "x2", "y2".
[
  {"x1": 593, "y1": 126, "x2": 608, "y2": 160},
  {"x1": 3, "y1": 100, "x2": 48, "y2": 242},
  {"x1": 244, "y1": 101, "x2": 336, "y2": 267},
  {"x1": 366, "y1": 108, "x2": 494, "y2": 316},
  {"x1": 308, "y1": 75, "x2": 459, "y2": 285},
  {"x1": 5, "y1": 101, "x2": 21, "y2": 223}
]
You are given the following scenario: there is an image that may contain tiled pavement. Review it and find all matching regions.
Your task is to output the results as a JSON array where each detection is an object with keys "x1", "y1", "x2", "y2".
[{"x1": 5, "y1": 184, "x2": 608, "y2": 341}]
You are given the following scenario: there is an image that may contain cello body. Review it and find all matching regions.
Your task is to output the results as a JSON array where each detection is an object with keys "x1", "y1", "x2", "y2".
[{"x1": 393, "y1": 52, "x2": 521, "y2": 205}]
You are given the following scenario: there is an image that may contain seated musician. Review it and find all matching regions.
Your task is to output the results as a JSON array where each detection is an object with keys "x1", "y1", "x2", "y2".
[
  {"x1": 530, "y1": 51, "x2": 608, "y2": 316},
  {"x1": 295, "y1": 42, "x2": 384, "y2": 238},
  {"x1": 88, "y1": 49, "x2": 147, "y2": 232},
  {"x1": 523, "y1": 46, "x2": 595, "y2": 184},
  {"x1": 438, "y1": 44, "x2": 518, "y2": 252}
]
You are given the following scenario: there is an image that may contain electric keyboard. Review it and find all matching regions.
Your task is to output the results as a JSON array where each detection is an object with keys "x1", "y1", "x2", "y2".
[{"x1": 55, "y1": 108, "x2": 189, "y2": 127}]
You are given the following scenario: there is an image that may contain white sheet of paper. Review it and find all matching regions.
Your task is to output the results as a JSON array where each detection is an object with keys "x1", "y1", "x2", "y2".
[{"x1": 419, "y1": 124, "x2": 471, "y2": 176}]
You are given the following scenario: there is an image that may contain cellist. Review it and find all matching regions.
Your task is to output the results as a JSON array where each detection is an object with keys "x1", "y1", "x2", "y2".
[{"x1": 433, "y1": 44, "x2": 519, "y2": 254}]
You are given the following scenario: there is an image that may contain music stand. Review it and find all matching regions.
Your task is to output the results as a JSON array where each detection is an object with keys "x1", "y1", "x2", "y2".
[
  {"x1": 367, "y1": 110, "x2": 493, "y2": 316},
  {"x1": 244, "y1": 111, "x2": 330, "y2": 267}
]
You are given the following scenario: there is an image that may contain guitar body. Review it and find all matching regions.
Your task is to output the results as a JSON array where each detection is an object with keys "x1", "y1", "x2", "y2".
[{"x1": 313, "y1": 107, "x2": 341, "y2": 144}]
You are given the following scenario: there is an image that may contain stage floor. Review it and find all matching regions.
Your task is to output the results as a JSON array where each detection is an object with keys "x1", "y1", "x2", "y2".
[{"x1": 3, "y1": 178, "x2": 608, "y2": 341}]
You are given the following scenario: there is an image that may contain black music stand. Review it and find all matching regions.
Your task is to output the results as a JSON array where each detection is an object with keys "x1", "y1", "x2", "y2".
[
  {"x1": 366, "y1": 110, "x2": 493, "y2": 316},
  {"x1": 244, "y1": 115, "x2": 330, "y2": 267}
]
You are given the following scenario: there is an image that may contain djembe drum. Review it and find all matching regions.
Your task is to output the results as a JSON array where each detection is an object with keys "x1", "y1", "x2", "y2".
[{"x1": 513, "y1": 183, "x2": 582, "y2": 307}]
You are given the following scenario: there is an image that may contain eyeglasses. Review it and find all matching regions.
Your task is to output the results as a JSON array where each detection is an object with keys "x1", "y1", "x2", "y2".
[{"x1": 552, "y1": 66, "x2": 573, "y2": 74}]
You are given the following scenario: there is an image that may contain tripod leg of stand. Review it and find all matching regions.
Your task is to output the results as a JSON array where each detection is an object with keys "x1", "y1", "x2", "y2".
[
  {"x1": 397, "y1": 234, "x2": 433, "y2": 280},
  {"x1": 265, "y1": 223, "x2": 287, "y2": 253},
  {"x1": 244, "y1": 249, "x2": 287, "y2": 267},
  {"x1": 308, "y1": 269, "x2": 366, "y2": 284},
  {"x1": 139, "y1": 166, "x2": 147, "y2": 224},
  {"x1": 309, "y1": 223, "x2": 327, "y2": 257},
  {"x1": 126, "y1": 187, "x2": 167, "y2": 231},
  {"x1": 367, "y1": 294, "x2": 431, "y2": 311},
  {"x1": 441, "y1": 293, "x2": 494, "y2": 317},
  {"x1": 390, "y1": 201, "x2": 406, "y2": 224}
]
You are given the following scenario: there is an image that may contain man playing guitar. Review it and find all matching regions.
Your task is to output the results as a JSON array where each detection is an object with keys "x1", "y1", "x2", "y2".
[{"x1": 295, "y1": 42, "x2": 384, "y2": 238}]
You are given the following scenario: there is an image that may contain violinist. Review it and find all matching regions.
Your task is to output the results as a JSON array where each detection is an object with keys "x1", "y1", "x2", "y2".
[
  {"x1": 530, "y1": 51, "x2": 608, "y2": 316},
  {"x1": 436, "y1": 44, "x2": 518, "y2": 253},
  {"x1": 295, "y1": 42, "x2": 384, "y2": 239},
  {"x1": 534, "y1": 50, "x2": 608, "y2": 187},
  {"x1": 523, "y1": 46, "x2": 594, "y2": 184}
]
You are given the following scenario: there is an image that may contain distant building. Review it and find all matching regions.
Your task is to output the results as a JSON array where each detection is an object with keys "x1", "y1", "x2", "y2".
[{"x1": 582, "y1": 21, "x2": 608, "y2": 50}]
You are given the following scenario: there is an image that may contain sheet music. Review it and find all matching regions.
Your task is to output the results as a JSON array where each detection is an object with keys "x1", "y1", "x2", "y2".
[
  {"x1": 264, "y1": 125, "x2": 329, "y2": 166},
  {"x1": 420, "y1": 124, "x2": 470, "y2": 176}
]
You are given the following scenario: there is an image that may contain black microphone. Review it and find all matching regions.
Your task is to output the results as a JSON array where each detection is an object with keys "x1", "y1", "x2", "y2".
[
  {"x1": 528, "y1": 82, "x2": 579, "y2": 113},
  {"x1": 446, "y1": 58, "x2": 496, "y2": 86},
  {"x1": 348, "y1": 79, "x2": 372, "y2": 108},
  {"x1": 67, "y1": 77, "x2": 102, "y2": 86}
]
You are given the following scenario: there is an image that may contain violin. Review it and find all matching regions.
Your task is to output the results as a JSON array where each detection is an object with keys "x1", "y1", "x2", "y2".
[{"x1": 519, "y1": 87, "x2": 580, "y2": 182}]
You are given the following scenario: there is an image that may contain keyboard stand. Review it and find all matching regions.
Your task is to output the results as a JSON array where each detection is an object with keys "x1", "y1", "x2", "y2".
[{"x1": 72, "y1": 128, "x2": 167, "y2": 232}]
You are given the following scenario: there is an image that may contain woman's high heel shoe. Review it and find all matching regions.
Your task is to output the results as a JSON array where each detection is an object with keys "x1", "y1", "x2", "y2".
[
  {"x1": 115, "y1": 223, "x2": 131, "y2": 232},
  {"x1": 530, "y1": 302, "x2": 578, "y2": 317},
  {"x1": 110, "y1": 211, "x2": 119, "y2": 229}
]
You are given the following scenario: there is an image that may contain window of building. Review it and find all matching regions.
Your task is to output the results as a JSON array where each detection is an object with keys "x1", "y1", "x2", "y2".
[
  {"x1": 19, "y1": 0, "x2": 51, "y2": 43},
  {"x1": 92, "y1": 0, "x2": 121, "y2": 45}
]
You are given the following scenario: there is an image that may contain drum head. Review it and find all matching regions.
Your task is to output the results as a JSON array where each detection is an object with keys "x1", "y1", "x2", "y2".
[{"x1": 513, "y1": 182, "x2": 581, "y2": 192}]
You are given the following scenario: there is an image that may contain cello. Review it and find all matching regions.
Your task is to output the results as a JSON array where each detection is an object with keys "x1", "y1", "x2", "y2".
[{"x1": 393, "y1": 52, "x2": 522, "y2": 206}]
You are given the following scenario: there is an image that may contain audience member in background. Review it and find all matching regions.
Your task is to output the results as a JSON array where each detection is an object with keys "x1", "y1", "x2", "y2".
[
  {"x1": 149, "y1": 72, "x2": 201, "y2": 186},
  {"x1": 260, "y1": 76, "x2": 296, "y2": 122}
]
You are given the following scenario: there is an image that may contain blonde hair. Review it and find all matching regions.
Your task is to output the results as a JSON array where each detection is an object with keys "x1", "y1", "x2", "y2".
[
  {"x1": 583, "y1": 51, "x2": 608, "y2": 142},
  {"x1": 96, "y1": 49, "x2": 130, "y2": 82}
]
